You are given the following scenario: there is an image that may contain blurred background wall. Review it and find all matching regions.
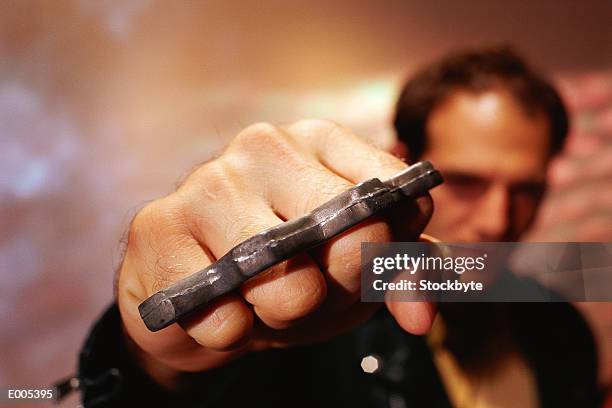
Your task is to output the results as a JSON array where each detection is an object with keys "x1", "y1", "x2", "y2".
[{"x1": 1, "y1": 0, "x2": 611, "y2": 404}]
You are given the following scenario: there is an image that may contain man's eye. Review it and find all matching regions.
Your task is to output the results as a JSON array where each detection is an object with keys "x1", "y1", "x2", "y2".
[
  {"x1": 444, "y1": 173, "x2": 489, "y2": 198},
  {"x1": 511, "y1": 182, "x2": 545, "y2": 200}
]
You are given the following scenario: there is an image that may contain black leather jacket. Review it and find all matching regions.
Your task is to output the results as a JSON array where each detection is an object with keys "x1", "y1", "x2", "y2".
[{"x1": 77, "y1": 303, "x2": 602, "y2": 407}]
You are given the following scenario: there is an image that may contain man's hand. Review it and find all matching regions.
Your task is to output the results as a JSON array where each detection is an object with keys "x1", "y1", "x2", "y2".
[{"x1": 117, "y1": 119, "x2": 435, "y2": 386}]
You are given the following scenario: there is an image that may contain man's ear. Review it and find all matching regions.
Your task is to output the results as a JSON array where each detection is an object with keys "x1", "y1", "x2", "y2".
[{"x1": 389, "y1": 140, "x2": 409, "y2": 160}]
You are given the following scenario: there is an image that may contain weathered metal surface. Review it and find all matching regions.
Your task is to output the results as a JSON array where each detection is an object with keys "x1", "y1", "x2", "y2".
[{"x1": 139, "y1": 161, "x2": 443, "y2": 331}]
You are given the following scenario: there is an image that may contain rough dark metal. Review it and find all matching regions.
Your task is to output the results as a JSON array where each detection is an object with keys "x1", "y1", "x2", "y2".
[{"x1": 139, "y1": 161, "x2": 443, "y2": 331}]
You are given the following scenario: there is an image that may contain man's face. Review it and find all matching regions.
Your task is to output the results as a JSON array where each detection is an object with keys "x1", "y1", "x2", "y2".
[{"x1": 419, "y1": 89, "x2": 552, "y2": 242}]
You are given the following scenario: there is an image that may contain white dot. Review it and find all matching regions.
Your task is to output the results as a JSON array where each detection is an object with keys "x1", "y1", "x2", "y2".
[{"x1": 361, "y1": 355, "x2": 380, "y2": 373}]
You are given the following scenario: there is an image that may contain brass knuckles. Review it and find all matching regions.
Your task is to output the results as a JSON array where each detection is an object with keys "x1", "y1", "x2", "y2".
[{"x1": 139, "y1": 161, "x2": 443, "y2": 332}]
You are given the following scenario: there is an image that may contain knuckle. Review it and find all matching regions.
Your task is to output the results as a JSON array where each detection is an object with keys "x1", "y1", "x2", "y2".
[
  {"x1": 191, "y1": 303, "x2": 253, "y2": 350},
  {"x1": 280, "y1": 276, "x2": 326, "y2": 320},
  {"x1": 229, "y1": 122, "x2": 283, "y2": 152},
  {"x1": 128, "y1": 197, "x2": 184, "y2": 249},
  {"x1": 126, "y1": 196, "x2": 192, "y2": 287},
  {"x1": 358, "y1": 219, "x2": 394, "y2": 243},
  {"x1": 226, "y1": 122, "x2": 303, "y2": 166},
  {"x1": 129, "y1": 202, "x2": 157, "y2": 242},
  {"x1": 290, "y1": 118, "x2": 348, "y2": 144},
  {"x1": 334, "y1": 220, "x2": 392, "y2": 270},
  {"x1": 256, "y1": 268, "x2": 327, "y2": 321},
  {"x1": 182, "y1": 159, "x2": 239, "y2": 204},
  {"x1": 293, "y1": 166, "x2": 351, "y2": 215},
  {"x1": 226, "y1": 215, "x2": 271, "y2": 247},
  {"x1": 187, "y1": 158, "x2": 227, "y2": 185},
  {"x1": 207, "y1": 305, "x2": 244, "y2": 339}
]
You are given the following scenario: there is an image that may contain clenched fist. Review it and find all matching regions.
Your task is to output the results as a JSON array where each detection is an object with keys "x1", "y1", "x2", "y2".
[{"x1": 117, "y1": 119, "x2": 435, "y2": 387}]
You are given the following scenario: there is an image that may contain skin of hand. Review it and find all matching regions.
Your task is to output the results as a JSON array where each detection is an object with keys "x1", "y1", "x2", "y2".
[{"x1": 117, "y1": 119, "x2": 436, "y2": 388}]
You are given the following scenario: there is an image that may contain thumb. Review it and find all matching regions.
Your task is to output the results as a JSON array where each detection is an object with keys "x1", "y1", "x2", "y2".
[
  {"x1": 385, "y1": 300, "x2": 437, "y2": 335},
  {"x1": 384, "y1": 233, "x2": 439, "y2": 335}
]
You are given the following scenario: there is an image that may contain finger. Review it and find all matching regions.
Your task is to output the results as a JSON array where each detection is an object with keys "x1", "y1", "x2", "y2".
[
  {"x1": 384, "y1": 231, "x2": 439, "y2": 335},
  {"x1": 285, "y1": 119, "x2": 434, "y2": 240},
  {"x1": 222, "y1": 122, "x2": 354, "y2": 219},
  {"x1": 181, "y1": 160, "x2": 327, "y2": 328},
  {"x1": 314, "y1": 194, "x2": 434, "y2": 309},
  {"x1": 180, "y1": 293, "x2": 254, "y2": 350},
  {"x1": 240, "y1": 254, "x2": 326, "y2": 329},
  {"x1": 221, "y1": 124, "x2": 373, "y2": 305},
  {"x1": 289, "y1": 121, "x2": 437, "y2": 320},
  {"x1": 385, "y1": 300, "x2": 437, "y2": 335},
  {"x1": 285, "y1": 120, "x2": 434, "y2": 308},
  {"x1": 240, "y1": 126, "x2": 395, "y2": 305},
  {"x1": 119, "y1": 196, "x2": 254, "y2": 354},
  {"x1": 219, "y1": 123, "x2": 430, "y2": 312},
  {"x1": 387, "y1": 193, "x2": 434, "y2": 241},
  {"x1": 286, "y1": 119, "x2": 408, "y2": 183}
]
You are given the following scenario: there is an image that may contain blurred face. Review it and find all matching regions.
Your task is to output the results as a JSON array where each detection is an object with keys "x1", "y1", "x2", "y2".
[{"x1": 419, "y1": 89, "x2": 552, "y2": 242}]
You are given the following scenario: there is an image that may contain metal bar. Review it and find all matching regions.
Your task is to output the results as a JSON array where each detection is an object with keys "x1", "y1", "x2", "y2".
[{"x1": 139, "y1": 161, "x2": 443, "y2": 331}]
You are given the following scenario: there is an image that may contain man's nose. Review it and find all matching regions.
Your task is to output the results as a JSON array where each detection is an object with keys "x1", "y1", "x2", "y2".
[{"x1": 474, "y1": 184, "x2": 511, "y2": 241}]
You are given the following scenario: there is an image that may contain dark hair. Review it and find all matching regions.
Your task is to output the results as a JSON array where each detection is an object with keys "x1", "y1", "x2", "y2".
[{"x1": 393, "y1": 46, "x2": 569, "y2": 161}]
